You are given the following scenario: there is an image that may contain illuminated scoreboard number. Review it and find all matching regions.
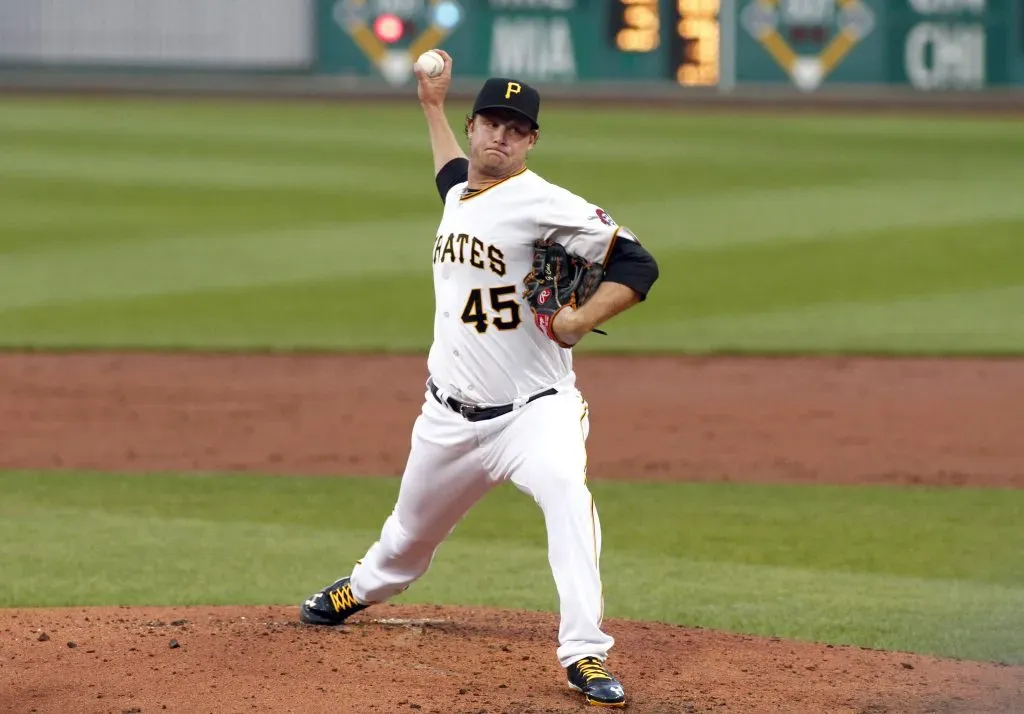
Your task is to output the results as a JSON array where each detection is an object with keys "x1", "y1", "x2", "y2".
[
  {"x1": 608, "y1": 0, "x2": 660, "y2": 53},
  {"x1": 672, "y1": 0, "x2": 720, "y2": 86}
]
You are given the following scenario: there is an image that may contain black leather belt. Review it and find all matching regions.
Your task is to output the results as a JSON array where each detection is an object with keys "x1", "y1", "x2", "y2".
[{"x1": 429, "y1": 379, "x2": 557, "y2": 422}]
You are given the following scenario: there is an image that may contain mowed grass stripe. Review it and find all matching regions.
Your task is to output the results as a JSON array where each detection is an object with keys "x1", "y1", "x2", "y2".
[
  {"x1": 624, "y1": 285, "x2": 1024, "y2": 353},
  {"x1": 2, "y1": 174, "x2": 1020, "y2": 304},
  {"x1": 5, "y1": 98, "x2": 1020, "y2": 195},
  {"x1": 2, "y1": 217, "x2": 1018, "y2": 352},
  {"x1": 0, "y1": 177, "x2": 440, "y2": 255},
  {"x1": 650, "y1": 220, "x2": 1024, "y2": 319},
  {"x1": 605, "y1": 558, "x2": 1024, "y2": 664},
  {"x1": 605, "y1": 285, "x2": 1024, "y2": 354},
  {"x1": 0, "y1": 471, "x2": 1021, "y2": 663},
  {"x1": 0, "y1": 217, "x2": 436, "y2": 312},
  {"x1": 0, "y1": 146, "x2": 419, "y2": 192},
  {"x1": 0, "y1": 273, "x2": 436, "y2": 350},
  {"x1": 0, "y1": 112, "x2": 435, "y2": 152},
  {"x1": 6, "y1": 280, "x2": 1023, "y2": 354},
  {"x1": 5, "y1": 119, "x2": 784, "y2": 165},
  {"x1": 622, "y1": 170, "x2": 1024, "y2": 251},
  {"x1": 2, "y1": 97, "x2": 1023, "y2": 353},
  {"x1": 4, "y1": 473, "x2": 1019, "y2": 585},
  {"x1": 1, "y1": 507, "x2": 1020, "y2": 664},
  {"x1": 4, "y1": 97, "x2": 1023, "y2": 152},
  {"x1": 5, "y1": 165, "x2": 1019, "y2": 259},
  {"x1": 0, "y1": 99, "x2": 430, "y2": 142},
  {"x1": 4, "y1": 100, "x2": 1020, "y2": 219}
]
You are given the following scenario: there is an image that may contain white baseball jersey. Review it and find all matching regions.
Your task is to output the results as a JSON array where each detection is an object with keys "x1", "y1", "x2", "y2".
[{"x1": 427, "y1": 168, "x2": 623, "y2": 406}]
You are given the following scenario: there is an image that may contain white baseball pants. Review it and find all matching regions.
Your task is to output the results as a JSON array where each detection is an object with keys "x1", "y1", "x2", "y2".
[{"x1": 347, "y1": 385, "x2": 614, "y2": 667}]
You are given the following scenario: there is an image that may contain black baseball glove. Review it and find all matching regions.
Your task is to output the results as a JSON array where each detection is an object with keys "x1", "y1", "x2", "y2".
[{"x1": 522, "y1": 239, "x2": 604, "y2": 347}]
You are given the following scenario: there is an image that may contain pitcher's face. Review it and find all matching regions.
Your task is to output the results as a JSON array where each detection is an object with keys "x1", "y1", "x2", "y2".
[{"x1": 468, "y1": 109, "x2": 537, "y2": 176}]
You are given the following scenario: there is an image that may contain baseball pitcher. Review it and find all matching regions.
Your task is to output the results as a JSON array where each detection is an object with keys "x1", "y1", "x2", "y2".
[{"x1": 299, "y1": 50, "x2": 659, "y2": 708}]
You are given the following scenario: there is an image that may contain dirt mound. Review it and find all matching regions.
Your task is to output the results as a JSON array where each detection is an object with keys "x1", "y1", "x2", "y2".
[
  {"x1": 3, "y1": 605, "x2": 1021, "y2": 714},
  {"x1": 2, "y1": 351, "x2": 1023, "y2": 712},
  {"x1": 1, "y1": 352, "x2": 1022, "y2": 487}
]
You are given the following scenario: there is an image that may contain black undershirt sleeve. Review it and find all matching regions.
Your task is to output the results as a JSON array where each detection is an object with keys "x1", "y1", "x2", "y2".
[
  {"x1": 435, "y1": 158, "x2": 470, "y2": 202},
  {"x1": 603, "y1": 237, "x2": 659, "y2": 301}
]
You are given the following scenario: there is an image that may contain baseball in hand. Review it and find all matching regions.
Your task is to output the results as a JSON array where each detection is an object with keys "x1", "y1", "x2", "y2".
[{"x1": 415, "y1": 50, "x2": 445, "y2": 78}]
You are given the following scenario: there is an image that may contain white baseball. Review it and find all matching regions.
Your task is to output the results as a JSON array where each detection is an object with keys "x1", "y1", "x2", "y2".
[{"x1": 415, "y1": 50, "x2": 445, "y2": 78}]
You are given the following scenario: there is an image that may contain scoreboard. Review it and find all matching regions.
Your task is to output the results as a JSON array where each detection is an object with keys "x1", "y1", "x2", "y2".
[
  {"x1": 673, "y1": 0, "x2": 721, "y2": 86},
  {"x1": 8, "y1": 0, "x2": 1022, "y2": 94},
  {"x1": 609, "y1": 0, "x2": 720, "y2": 86},
  {"x1": 317, "y1": 0, "x2": 722, "y2": 87},
  {"x1": 609, "y1": 0, "x2": 661, "y2": 53}
]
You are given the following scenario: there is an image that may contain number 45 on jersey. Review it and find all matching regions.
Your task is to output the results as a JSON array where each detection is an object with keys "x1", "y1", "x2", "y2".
[{"x1": 461, "y1": 286, "x2": 522, "y2": 334}]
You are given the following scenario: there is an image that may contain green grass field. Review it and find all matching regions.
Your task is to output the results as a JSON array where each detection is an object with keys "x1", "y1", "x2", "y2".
[
  {"x1": 1, "y1": 96, "x2": 1023, "y2": 353},
  {"x1": 2, "y1": 97, "x2": 1022, "y2": 668},
  {"x1": 1, "y1": 472, "x2": 1022, "y2": 664}
]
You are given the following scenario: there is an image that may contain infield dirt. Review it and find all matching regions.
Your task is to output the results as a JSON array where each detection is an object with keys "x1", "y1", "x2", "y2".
[{"x1": 1, "y1": 352, "x2": 1021, "y2": 713}]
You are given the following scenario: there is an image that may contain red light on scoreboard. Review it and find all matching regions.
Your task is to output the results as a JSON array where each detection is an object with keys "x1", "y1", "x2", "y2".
[{"x1": 373, "y1": 13, "x2": 405, "y2": 44}]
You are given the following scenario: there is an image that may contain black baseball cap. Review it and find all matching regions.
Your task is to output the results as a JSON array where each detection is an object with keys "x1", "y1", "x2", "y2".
[{"x1": 472, "y1": 77, "x2": 540, "y2": 129}]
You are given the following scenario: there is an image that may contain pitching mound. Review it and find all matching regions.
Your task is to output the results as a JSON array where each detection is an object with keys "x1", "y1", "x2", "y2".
[{"x1": 3, "y1": 604, "x2": 1021, "y2": 714}]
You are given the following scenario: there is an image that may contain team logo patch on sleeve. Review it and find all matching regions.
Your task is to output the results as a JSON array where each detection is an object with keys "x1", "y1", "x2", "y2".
[{"x1": 594, "y1": 208, "x2": 616, "y2": 227}]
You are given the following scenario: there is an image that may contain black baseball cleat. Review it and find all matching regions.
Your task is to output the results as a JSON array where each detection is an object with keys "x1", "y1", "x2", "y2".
[
  {"x1": 299, "y1": 576, "x2": 370, "y2": 626},
  {"x1": 567, "y1": 656, "x2": 626, "y2": 707}
]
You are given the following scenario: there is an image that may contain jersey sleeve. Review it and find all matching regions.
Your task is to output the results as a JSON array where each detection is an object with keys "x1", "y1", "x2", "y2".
[
  {"x1": 538, "y1": 190, "x2": 622, "y2": 266},
  {"x1": 603, "y1": 232, "x2": 659, "y2": 301},
  {"x1": 436, "y1": 158, "x2": 469, "y2": 203}
]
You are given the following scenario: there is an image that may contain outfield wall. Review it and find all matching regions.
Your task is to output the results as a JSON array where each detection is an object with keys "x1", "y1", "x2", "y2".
[{"x1": 0, "y1": 0, "x2": 1022, "y2": 111}]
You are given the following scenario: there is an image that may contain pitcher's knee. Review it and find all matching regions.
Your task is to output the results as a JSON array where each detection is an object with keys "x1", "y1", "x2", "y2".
[
  {"x1": 378, "y1": 514, "x2": 445, "y2": 566},
  {"x1": 532, "y1": 467, "x2": 591, "y2": 504}
]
